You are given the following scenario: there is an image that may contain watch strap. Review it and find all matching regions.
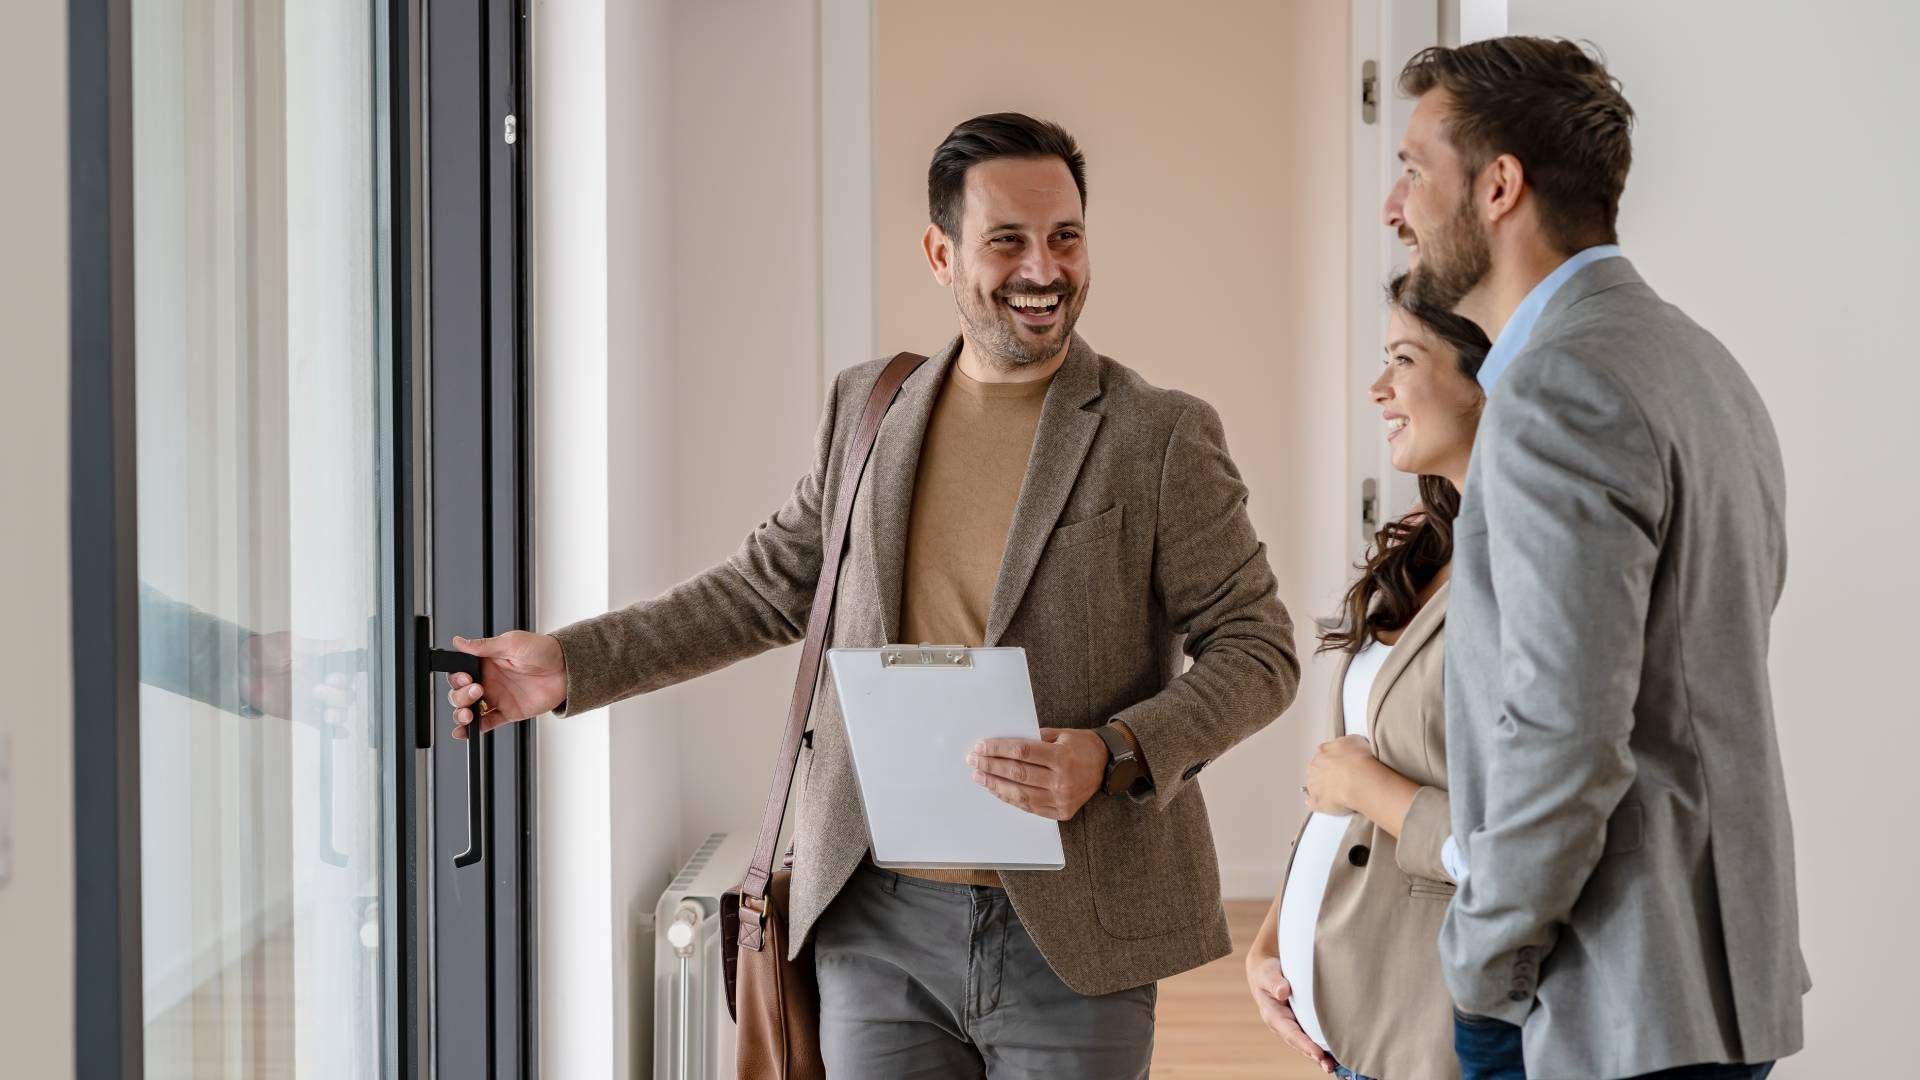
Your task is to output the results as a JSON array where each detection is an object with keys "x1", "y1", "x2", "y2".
[{"x1": 1094, "y1": 722, "x2": 1143, "y2": 796}]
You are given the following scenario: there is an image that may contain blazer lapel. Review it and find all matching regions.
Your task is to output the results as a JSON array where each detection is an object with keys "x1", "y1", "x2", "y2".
[
  {"x1": 982, "y1": 337, "x2": 1104, "y2": 647},
  {"x1": 866, "y1": 339, "x2": 958, "y2": 644},
  {"x1": 1366, "y1": 581, "x2": 1450, "y2": 726}
]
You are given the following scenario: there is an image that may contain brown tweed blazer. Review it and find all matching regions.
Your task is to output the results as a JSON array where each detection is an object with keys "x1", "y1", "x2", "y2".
[{"x1": 550, "y1": 335, "x2": 1300, "y2": 995}]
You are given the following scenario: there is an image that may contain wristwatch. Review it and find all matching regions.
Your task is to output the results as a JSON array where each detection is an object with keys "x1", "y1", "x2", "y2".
[{"x1": 1094, "y1": 722, "x2": 1153, "y2": 799}]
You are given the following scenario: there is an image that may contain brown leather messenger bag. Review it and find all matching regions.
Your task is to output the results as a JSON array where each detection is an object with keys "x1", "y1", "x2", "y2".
[{"x1": 720, "y1": 350, "x2": 929, "y2": 1079}]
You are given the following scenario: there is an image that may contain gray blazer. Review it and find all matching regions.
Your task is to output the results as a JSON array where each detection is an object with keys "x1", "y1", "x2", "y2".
[
  {"x1": 551, "y1": 336, "x2": 1299, "y2": 995},
  {"x1": 1442, "y1": 257, "x2": 1809, "y2": 1077}
]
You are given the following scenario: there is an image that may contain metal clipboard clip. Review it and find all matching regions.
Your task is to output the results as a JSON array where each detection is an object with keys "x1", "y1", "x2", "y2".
[{"x1": 880, "y1": 643, "x2": 975, "y2": 668}]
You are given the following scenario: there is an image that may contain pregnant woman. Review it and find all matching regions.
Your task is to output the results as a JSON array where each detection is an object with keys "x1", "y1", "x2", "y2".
[{"x1": 1245, "y1": 274, "x2": 1488, "y2": 1080}]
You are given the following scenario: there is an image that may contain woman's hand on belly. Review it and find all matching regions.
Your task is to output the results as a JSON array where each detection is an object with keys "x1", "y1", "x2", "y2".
[
  {"x1": 1245, "y1": 952, "x2": 1337, "y2": 1072},
  {"x1": 1305, "y1": 734, "x2": 1421, "y2": 838}
]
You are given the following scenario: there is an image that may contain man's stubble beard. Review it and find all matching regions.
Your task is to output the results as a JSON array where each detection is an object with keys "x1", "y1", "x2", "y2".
[
  {"x1": 953, "y1": 263, "x2": 1088, "y2": 372},
  {"x1": 1404, "y1": 191, "x2": 1491, "y2": 314}
]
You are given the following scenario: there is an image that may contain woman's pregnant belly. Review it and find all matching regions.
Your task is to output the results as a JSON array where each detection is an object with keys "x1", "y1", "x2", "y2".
[{"x1": 1277, "y1": 810, "x2": 1354, "y2": 1055}]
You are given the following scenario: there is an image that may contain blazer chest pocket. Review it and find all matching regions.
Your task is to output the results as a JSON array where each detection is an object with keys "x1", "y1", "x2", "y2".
[
  {"x1": 1409, "y1": 877, "x2": 1455, "y2": 901},
  {"x1": 1049, "y1": 503, "x2": 1123, "y2": 551},
  {"x1": 1038, "y1": 505, "x2": 1126, "y2": 722}
]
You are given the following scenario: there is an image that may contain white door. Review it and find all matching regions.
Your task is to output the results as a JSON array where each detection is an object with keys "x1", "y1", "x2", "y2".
[{"x1": 1348, "y1": 0, "x2": 1513, "y2": 554}]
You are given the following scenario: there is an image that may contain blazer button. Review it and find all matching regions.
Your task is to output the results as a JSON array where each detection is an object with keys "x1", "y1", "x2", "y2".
[
  {"x1": 1519, "y1": 947, "x2": 1540, "y2": 963},
  {"x1": 1347, "y1": 844, "x2": 1370, "y2": 867},
  {"x1": 1508, "y1": 990, "x2": 1529, "y2": 1002}
]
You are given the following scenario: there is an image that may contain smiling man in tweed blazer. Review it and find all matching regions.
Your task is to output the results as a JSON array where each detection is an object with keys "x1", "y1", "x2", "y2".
[{"x1": 443, "y1": 112, "x2": 1299, "y2": 1078}]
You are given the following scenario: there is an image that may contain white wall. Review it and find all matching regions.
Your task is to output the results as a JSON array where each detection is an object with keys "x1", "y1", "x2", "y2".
[
  {"x1": 0, "y1": 0, "x2": 74, "y2": 1076},
  {"x1": 536, "y1": 1, "x2": 831, "y2": 1074},
  {"x1": 1500, "y1": 3, "x2": 1920, "y2": 1073},
  {"x1": 534, "y1": 1, "x2": 684, "y2": 1077},
  {"x1": 874, "y1": 0, "x2": 1353, "y2": 898}
]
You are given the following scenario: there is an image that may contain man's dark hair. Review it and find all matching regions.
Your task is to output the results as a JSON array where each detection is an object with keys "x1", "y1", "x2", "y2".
[
  {"x1": 1399, "y1": 36, "x2": 1634, "y2": 253},
  {"x1": 927, "y1": 113, "x2": 1087, "y2": 239}
]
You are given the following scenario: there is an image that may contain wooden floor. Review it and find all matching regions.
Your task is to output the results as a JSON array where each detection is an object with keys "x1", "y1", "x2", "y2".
[
  {"x1": 146, "y1": 899, "x2": 1304, "y2": 1077},
  {"x1": 1152, "y1": 900, "x2": 1326, "y2": 1080}
]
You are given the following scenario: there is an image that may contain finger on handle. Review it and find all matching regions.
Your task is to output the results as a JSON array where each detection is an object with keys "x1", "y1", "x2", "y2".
[{"x1": 451, "y1": 634, "x2": 504, "y2": 657}]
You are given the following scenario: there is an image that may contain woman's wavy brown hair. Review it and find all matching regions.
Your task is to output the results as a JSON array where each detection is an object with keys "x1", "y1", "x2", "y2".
[{"x1": 1319, "y1": 274, "x2": 1491, "y2": 655}]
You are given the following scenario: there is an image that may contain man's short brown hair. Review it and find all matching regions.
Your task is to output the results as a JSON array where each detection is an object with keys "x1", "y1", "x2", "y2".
[
  {"x1": 1400, "y1": 36, "x2": 1634, "y2": 253},
  {"x1": 928, "y1": 113, "x2": 1087, "y2": 240}
]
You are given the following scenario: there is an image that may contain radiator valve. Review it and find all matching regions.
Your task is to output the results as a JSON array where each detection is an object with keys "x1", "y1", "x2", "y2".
[{"x1": 667, "y1": 901, "x2": 703, "y2": 956}]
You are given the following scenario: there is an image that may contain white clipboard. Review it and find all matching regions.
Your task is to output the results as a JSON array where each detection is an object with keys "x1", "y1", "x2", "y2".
[{"x1": 827, "y1": 644, "x2": 1066, "y2": 871}]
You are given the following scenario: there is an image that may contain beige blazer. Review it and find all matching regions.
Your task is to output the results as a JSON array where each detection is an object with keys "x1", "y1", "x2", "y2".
[
  {"x1": 1285, "y1": 584, "x2": 1455, "y2": 1080},
  {"x1": 551, "y1": 336, "x2": 1300, "y2": 995}
]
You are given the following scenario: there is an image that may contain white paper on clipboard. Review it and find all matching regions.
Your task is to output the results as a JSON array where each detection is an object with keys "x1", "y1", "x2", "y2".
[{"x1": 827, "y1": 645, "x2": 1065, "y2": 871}]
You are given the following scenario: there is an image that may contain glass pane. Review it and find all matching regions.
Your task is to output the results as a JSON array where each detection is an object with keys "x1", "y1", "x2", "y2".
[{"x1": 131, "y1": 1, "x2": 390, "y2": 1076}]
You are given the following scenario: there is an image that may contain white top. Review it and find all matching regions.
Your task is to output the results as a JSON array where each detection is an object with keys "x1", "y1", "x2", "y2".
[{"x1": 1278, "y1": 637, "x2": 1393, "y2": 1055}]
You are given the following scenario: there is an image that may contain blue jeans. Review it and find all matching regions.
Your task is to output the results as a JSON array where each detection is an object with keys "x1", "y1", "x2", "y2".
[
  {"x1": 1453, "y1": 1011, "x2": 1776, "y2": 1080},
  {"x1": 1333, "y1": 1067, "x2": 1378, "y2": 1080}
]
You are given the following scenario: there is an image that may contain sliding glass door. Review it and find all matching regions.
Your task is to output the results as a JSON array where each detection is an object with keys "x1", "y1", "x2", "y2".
[
  {"x1": 76, "y1": 0, "x2": 534, "y2": 1075},
  {"x1": 130, "y1": 0, "x2": 391, "y2": 1075}
]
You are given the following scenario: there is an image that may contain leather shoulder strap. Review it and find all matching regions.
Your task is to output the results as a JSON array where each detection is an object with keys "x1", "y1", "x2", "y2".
[{"x1": 740, "y1": 351, "x2": 929, "y2": 902}]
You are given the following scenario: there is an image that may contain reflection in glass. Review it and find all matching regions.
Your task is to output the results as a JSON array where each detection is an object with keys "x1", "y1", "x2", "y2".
[{"x1": 132, "y1": 0, "x2": 389, "y2": 1075}]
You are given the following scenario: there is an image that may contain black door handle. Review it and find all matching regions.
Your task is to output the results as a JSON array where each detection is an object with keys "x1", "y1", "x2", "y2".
[
  {"x1": 452, "y1": 722, "x2": 487, "y2": 868},
  {"x1": 417, "y1": 614, "x2": 488, "y2": 869}
]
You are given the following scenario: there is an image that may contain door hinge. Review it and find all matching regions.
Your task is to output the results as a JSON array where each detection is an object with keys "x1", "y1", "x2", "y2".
[
  {"x1": 1361, "y1": 60, "x2": 1379, "y2": 125},
  {"x1": 1361, "y1": 477, "x2": 1380, "y2": 534},
  {"x1": 503, "y1": 113, "x2": 518, "y2": 145}
]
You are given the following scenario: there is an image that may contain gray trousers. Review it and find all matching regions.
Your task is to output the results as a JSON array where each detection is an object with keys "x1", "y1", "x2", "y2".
[{"x1": 812, "y1": 863, "x2": 1157, "y2": 1079}]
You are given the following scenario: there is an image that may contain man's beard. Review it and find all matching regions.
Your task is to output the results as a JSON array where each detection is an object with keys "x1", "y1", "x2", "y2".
[
  {"x1": 1404, "y1": 192, "x2": 1491, "y2": 313},
  {"x1": 954, "y1": 273, "x2": 1086, "y2": 370}
]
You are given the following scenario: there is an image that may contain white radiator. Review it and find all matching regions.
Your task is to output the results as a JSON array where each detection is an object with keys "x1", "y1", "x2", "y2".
[{"x1": 653, "y1": 832, "x2": 750, "y2": 1080}]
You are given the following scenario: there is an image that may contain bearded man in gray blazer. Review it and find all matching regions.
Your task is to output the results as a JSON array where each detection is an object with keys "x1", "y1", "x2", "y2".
[
  {"x1": 441, "y1": 113, "x2": 1298, "y2": 1078},
  {"x1": 1383, "y1": 38, "x2": 1809, "y2": 1079}
]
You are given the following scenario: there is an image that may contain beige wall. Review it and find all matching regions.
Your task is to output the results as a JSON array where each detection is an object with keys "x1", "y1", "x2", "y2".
[
  {"x1": 876, "y1": 0, "x2": 1353, "y2": 896},
  {"x1": 665, "y1": 0, "x2": 827, "y2": 862},
  {"x1": 1506, "y1": 3, "x2": 1916, "y2": 1073},
  {"x1": 0, "y1": 0, "x2": 75, "y2": 1076}
]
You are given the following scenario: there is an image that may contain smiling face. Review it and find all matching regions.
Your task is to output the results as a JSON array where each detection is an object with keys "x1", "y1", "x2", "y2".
[
  {"x1": 925, "y1": 156, "x2": 1091, "y2": 371},
  {"x1": 1385, "y1": 89, "x2": 1492, "y2": 312},
  {"x1": 1371, "y1": 306, "x2": 1484, "y2": 484}
]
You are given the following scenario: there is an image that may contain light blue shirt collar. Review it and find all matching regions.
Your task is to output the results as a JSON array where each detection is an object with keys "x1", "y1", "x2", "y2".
[{"x1": 1476, "y1": 244, "x2": 1623, "y2": 390}]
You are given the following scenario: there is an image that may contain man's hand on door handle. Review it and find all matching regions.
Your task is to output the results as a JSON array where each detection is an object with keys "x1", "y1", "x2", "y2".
[{"x1": 446, "y1": 631, "x2": 568, "y2": 739}]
